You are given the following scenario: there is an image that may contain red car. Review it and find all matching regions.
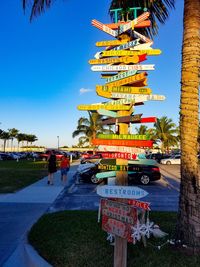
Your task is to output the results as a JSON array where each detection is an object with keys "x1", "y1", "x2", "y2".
[{"x1": 39, "y1": 150, "x2": 64, "y2": 161}]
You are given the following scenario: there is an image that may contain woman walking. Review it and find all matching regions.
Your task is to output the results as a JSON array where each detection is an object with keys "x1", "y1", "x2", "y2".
[{"x1": 47, "y1": 150, "x2": 57, "y2": 185}]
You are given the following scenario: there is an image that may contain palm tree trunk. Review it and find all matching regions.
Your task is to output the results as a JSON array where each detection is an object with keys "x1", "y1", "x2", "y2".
[
  {"x1": 176, "y1": 0, "x2": 200, "y2": 254},
  {"x1": 3, "y1": 139, "x2": 6, "y2": 152}
]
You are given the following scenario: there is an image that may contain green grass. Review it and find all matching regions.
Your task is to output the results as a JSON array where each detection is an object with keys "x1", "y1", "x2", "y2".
[
  {"x1": 0, "y1": 160, "x2": 48, "y2": 193},
  {"x1": 29, "y1": 211, "x2": 200, "y2": 267}
]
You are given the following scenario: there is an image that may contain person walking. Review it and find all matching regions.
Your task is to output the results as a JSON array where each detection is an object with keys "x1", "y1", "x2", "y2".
[
  {"x1": 47, "y1": 150, "x2": 57, "y2": 185},
  {"x1": 60, "y1": 155, "x2": 70, "y2": 185}
]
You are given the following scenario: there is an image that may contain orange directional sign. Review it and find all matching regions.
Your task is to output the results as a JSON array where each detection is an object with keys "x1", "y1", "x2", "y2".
[
  {"x1": 96, "y1": 85, "x2": 151, "y2": 95},
  {"x1": 91, "y1": 19, "x2": 117, "y2": 37},
  {"x1": 105, "y1": 20, "x2": 151, "y2": 30},
  {"x1": 88, "y1": 54, "x2": 147, "y2": 65},
  {"x1": 106, "y1": 72, "x2": 147, "y2": 87},
  {"x1": 100, "y1": 49, "x2": 161, "y2": 57},
  {"x1": 92, "y1": 139, "x2": 153, "y2": 147}
]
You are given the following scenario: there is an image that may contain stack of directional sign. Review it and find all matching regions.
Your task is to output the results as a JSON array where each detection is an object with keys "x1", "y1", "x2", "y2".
[{"x1": 78, "y1": 10, "x2": 165, "y2": 266}]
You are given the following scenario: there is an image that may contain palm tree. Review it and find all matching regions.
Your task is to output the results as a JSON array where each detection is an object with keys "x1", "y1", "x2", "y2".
[
  {"x1": 22, "y1": 0, "x2": 54, "y2": 21},
  {"x1": 25, "y1": 134, "x2": 38, "y2": 150},
  {"x1": 150, "y1": 116, "x2": 178, "y2": 152},
  {"x1": 8, "y1": 128, "x2": 19, "y2": 152},
  {"x1": 72, "y1": 112, "x2": 113, "y2": 147},
  {"x1": 135, "y1": 125, "x2": 148, "y2": 135},
  {"x1": 16, "y1": 133, "x2": 26, "y2": 151}
]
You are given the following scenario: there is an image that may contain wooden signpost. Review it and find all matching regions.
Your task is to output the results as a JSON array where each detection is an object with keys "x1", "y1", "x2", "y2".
[
  {"x1": 77, "y1": 9, "x2": 164, "y2": 267},
  {"x1": 92, "y1": 139, "x2": 153, "y2": 147}
]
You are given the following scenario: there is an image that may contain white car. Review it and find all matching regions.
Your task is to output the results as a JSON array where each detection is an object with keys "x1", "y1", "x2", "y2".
[{"x1": 160, "y1": 154, "x2": 181, "y2": 165}]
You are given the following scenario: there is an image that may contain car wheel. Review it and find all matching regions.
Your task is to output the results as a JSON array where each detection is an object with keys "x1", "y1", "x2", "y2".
[
  {"x1": 91, "y1": 174, "x2": 102, "y2": 184},
  {"x1": 140, "y1": 174, "x2": 150, "y2": 185},
  {"x1": 166, "y1": 161, "x2": 171, "y2": 165}
]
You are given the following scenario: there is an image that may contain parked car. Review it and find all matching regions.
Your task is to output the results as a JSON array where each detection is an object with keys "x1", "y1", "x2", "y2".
[
  {"x1": 39, "y1": 150, "x2": 65, "y2": 161},
  {"x1": 160, "y1": 154, "x2": 181, "y2": 165},
  {"x1": 77, "y1": 159, "x2": 161, "y2": 185},
  {"x1": 80, "y1": 153, "x2": 103, "y2": 164},
  {"x1": 0, "y1": 153, "x2": 13, "y2": 160},
  {"x1": 146, "y1": 153, "x2": 170, "y2": 163}
]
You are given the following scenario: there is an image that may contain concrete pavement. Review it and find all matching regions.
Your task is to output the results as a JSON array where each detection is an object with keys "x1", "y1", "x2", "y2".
[{"x1": 0, "y1": 164, "x2": 78, "y2": 267}]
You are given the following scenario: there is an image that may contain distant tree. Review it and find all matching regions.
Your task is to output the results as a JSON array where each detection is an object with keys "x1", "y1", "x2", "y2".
[
  {"x1": 16, "y1": 133, "x2": 26, "y2": 151},
  {"x1": 8, "y1": 128, "x2": 19, "y2": 151},
  {"x1": 25, "y1": 134, "x2": 38, "y2": 147},
  {"x1": 0, "y1": 131, "x2": 10, "y2": 152}
]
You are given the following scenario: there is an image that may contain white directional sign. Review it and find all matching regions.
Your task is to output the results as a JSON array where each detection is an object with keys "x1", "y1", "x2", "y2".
[
  {"x1": 98, "y1": 145, "x2": 145, "y2": 154},
  {"x1": 91, "y1": 65, "x2": 155, "y2": 72},
  {"x1": 111, "y1": 93, "x2": 166, "y2": 102},
  {"x1": 133, "y1": 30, "x2": 153, "y2": 44},
  {"x1": 131, "y1": 42, "x2": 153, "y2": 50},
  {"x1": 91, "y1": 19, "x2": 117, "y2": 37},
  {"x1": 112, "y1": 39, "x2": 140, "y2": 51},
  {"x1": 97, "y1": 185, "x2": 149, "y2": 199}
]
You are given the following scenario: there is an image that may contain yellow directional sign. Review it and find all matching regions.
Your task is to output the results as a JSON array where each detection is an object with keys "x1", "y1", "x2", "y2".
[
  {"x1": 96, "y1": 40, "x2": 127, "y2": 46},
  {"x1": 77, "y1": 103, "x2": 132, "y2": 111},
  {"x1": 96, "y1": 85, "x2": 152, "y2": 95},
  {"x1": 88, "y1": 55, "x2": 145, "y2": 65},
  {"x1": 106, "y1": 72, "x2": 147, "y2": 87},
  {"x1": 100, "y1": 49, "x2": 161, "y2": 57}
]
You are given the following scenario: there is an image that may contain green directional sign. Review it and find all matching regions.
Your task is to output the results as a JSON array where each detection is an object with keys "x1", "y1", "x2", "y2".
[
  {"x1": 97, "y1": 109, "x2": 118, "y2": 118},
  {"x1": 96, "y1": 171, "x2": 116, "y2": 179}
]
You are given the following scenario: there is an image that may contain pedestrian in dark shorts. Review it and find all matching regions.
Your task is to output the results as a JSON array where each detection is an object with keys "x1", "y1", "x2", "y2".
[
  {"x1": 47, "y1": 150, "x2": 57, "y2": 185},
  {"x1": 60, "y1": 155, "x2": 70, "y2": 184}
]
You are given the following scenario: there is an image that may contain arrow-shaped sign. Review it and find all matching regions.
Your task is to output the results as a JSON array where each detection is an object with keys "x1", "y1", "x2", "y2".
[
  {"x1": 105, "y1": 20, "x2": 151, "y2": 30},
  {"x1": 88, "y1": 54, "x2": 147, "y2": 65},
  {"x1": 96, "y1": 171, "x2": 116, "y2": 179},
  {"x1": 97, "y1": 109, "x2": 118, "y2": 118},
  {"x1": 98, "y1": 49, "x2": 161, "y2": 58},
  {"x1": 106, "y1": 72, "x2": 147, "y2": 87},
  {"x1": 110, "y1": 93, "x2": 166, "y2": 101},
  {"x1": 96, "y1": 40, "x2": 127, "y2": 47},
  {"x1": 133, "y1": 30, "x2": 153, "y2": 44},
  {"x1": 100, "y1": 116, "x2": 156, "y2": 125},
  {"x1": 78, "y1": 103, "x2": 132, "y2": 111},
  {"x1": 92, "y1": 139, "x2": 154, "y2": 147},
  {"x1": 96, "y1": 85, "x2": 151, "y2": 94},
  {"x1": 112, "y1": 39, "x2": 140, "y2": 51},
  {"x1": 91, "y1": 19, "x2": 117, "y2": 37},
  {"x1": 97, "y1": 185, "x2": 149, "y2": 199},
  {"x1": 91, "y1": 65, "x2": 155, "y2": 72},
  {"x1": 105, "y1": 70, "x2": 138, "y2": 83},
  {"x1": 97, "y1": 133, "x2": 149, "y2": 140},
  {"x1": 98, "y1": 145, "x2": 145, "y2": 154},
  {"x1": 131, "y1": 42, "x2": 153, "y2": 50}
]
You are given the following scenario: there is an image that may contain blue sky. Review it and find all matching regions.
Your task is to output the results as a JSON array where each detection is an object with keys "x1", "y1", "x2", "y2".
[{"x1": 0, "y1": 0, "x2": 183, "y2": 148}]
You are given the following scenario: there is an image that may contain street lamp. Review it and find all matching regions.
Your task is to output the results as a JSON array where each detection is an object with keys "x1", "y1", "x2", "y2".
[{"x1": 57, "y1": 136, "x2": 59, "y2": 150}]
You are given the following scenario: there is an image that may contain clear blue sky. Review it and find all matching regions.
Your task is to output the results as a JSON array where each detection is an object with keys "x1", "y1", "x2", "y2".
[{"x1": 0, "y1": 0, "x2": 183, "y2": 148}]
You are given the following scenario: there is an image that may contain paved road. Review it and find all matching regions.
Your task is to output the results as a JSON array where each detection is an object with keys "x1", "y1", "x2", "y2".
[{"x1": 50, "y1": 164, "x2": 181, "y2": 213}]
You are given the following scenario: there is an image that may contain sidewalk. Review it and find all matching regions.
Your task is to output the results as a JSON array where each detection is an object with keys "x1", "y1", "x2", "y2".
[{"x1": 0, "y1": 163, "x2": 78, "y2": 267}]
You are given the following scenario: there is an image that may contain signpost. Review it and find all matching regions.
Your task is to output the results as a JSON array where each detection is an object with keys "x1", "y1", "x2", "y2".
[
  {"x1": 105, "y1": 20, "x2": 151, "y2": 29},
  {"x1": 91, "y1": 19, "x2": 117, "y2": 37},
  {"x1": 88, "y1": 54, "x2": 147, "y2": 65}
]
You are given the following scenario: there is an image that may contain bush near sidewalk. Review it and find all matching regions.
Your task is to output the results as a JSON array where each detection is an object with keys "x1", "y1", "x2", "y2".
[
  {"x1": 0, "y1": 160, "x2": 48, "y2": 193},
  {"x1": 28, "y1": 211, "x2": 200, "y2": 267}
]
